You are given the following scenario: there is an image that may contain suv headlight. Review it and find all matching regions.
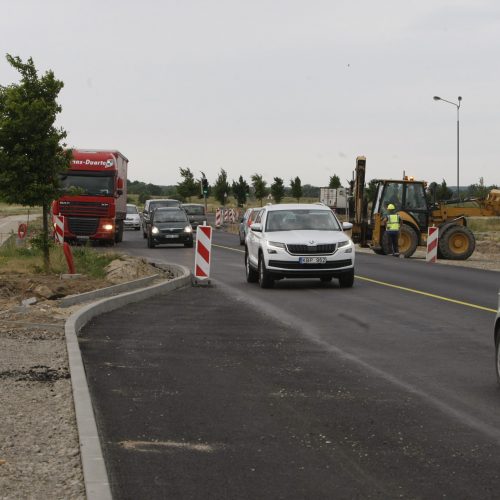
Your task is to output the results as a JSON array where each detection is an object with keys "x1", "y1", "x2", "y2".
[
  {"x1": 184, "y1": 226, "x2": 192, "y2": 233},
  {"x1": 151, "y1": 226, "x2": 159, "y2": 235},
  {"x1": 338, "y1": 239, "x2": 353, "y2": 253},
  {"x1": 267, "y1": 241, "x2": 285, "y2": 254}
]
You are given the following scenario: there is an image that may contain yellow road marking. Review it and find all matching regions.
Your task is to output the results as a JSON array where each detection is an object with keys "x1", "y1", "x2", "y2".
[
  {"x1": 212, "y1": 244, "x2": 497, "y2": 313},
  {"x1": 357, "y1": 276, "x2": 497, "y2": 313}
]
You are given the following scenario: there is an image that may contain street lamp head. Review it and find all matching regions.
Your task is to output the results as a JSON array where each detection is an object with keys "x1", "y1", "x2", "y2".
[
  {"x1": 433, "y1": 96, "x2": 441, "y2": 101},
  {"x1": 458, "y1": 96, "x2": 462, "y2": 101}
]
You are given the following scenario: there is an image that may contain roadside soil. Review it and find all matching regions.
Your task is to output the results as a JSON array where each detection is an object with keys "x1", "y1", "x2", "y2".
[
  {"x1": 0, "y1": 231, "x2": 498, "y2": 498},
  {"x1": 0, "y1": 255, "x2": 173, "y2": 499}
]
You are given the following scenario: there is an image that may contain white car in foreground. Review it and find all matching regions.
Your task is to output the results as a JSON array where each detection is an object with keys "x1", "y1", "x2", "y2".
[{"x1": 245, "y1": 203, "x2": 355, "y2": 288}]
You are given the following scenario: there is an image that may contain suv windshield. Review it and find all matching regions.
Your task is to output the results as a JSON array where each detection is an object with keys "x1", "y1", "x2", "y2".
[
  {"x1": 150, "y1": 200, "x2": 180, "y2": 210},
  {"x1": 265, "y1": 209, "x2": 340, "y2": 232},
  {"x1": 127, "y1": 205, "x2": 138, "y2": 214},
  {"x1": 154, "y1": 210, "x2": 187, "y2": 223}
]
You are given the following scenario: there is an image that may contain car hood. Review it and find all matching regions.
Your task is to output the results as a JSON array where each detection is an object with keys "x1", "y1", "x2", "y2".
[{"x1": 263, "y1": 230, "x2": 349, "y2": 244}]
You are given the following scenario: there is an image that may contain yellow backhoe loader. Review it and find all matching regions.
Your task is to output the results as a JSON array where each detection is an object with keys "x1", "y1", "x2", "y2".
[{"x1": 350, "y1": 156, "x2": 500, "y2": 259}]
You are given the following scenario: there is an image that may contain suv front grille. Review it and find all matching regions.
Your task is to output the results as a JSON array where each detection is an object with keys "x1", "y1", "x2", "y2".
[{"x1": 286, "y1": 243, "x2": 337, "y2": 255}]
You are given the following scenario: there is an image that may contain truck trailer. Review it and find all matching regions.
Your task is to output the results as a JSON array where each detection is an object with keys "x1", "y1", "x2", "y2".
[{"x1": 52, "y1": 149, "x2": 128, "y2": 245}]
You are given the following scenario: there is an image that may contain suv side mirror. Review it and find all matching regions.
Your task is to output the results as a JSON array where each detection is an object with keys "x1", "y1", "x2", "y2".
[
  {"x1": 250, "y1": 222, "x2": 262, "y2": 232},
  {"x1": 342, "y1": 222, "x2": 353, "y2": 230}
]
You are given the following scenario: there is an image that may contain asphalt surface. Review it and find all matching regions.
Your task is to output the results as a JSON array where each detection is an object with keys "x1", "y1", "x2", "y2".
[{"x1": 80, "y1": 227, "x2": 500, "y2": 499}]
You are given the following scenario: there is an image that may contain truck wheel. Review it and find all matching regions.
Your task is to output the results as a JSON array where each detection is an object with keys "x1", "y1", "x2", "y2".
[
  {"x1": 438, "y1": 225, "x2": 475, "y2": 260},
  {"x1": 399, "y1": 225, "x2": 418, "y2": 257},
  {"x1": 381, "y1": 224, "x2": 418, "y2": 258},
  {"x1": 115, "y1": 220, "x2": 124, "y2": 243}
]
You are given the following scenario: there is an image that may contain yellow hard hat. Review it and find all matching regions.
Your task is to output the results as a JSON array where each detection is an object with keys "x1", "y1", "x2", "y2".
[{"x1": 387, "y1": 203, "x2": 395, "y2": 210}]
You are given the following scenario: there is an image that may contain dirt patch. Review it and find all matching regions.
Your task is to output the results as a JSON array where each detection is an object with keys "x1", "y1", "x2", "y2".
[{"x1": 0, "y1": 255, "x2": 173, "y2": 499}]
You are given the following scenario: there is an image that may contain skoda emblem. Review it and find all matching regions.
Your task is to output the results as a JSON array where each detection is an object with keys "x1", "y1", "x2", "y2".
[{"x1": 309, "y1": 240, "x2": 315, "y2": 245}]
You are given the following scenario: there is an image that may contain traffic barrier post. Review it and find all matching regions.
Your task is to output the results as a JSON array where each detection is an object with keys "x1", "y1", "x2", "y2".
[
  {"x1": 194, "y1": 225, "x2": 212, "y2": 283},
  {"x1": 426, "y1": 226, "x2": 439, "y2": 263},
  {"x1": 215, "y1": 208, "x2": 222, "y2": 227}
]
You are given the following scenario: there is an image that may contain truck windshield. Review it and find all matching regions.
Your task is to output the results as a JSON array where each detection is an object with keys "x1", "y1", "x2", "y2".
[{"x1": 60, "y1": 173, "x2": 114, "y2": 196}]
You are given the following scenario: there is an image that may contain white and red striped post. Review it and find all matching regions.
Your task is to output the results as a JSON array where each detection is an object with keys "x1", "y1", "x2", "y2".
[
  {"x1": 215, "y1": 208, "x2": 222, "y2": 227},
  {"x1": 426, "y1": 226, "x2": 439, "y2": 263},
  {"x1": 224, "y1": 209, "x2": 229, "y2": 223},
  {"x1": 54, "y1": 214, "x2": 65, "y2": 244},
  {"x1": 194, "y1": 225, "x2": 213, "y2": 282}
]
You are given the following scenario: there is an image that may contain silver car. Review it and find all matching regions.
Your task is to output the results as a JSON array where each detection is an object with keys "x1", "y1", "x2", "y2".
[
  {"x1": 494, "y1": 292, "x2": 500, "y2": 383},
  {"x1": 125, "y1": 204, "x2": 141, "y2": 230}
]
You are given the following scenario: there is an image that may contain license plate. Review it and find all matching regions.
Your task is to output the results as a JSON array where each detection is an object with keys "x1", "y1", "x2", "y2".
[
  {"x1": 165, "y1": 235, "x2": 178, "y2": 239},
  {"x1": 299, "y1": 256, "x2": 327, "y2": 264}
]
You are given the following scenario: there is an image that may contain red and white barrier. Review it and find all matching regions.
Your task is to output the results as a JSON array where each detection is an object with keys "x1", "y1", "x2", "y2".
[
  {"x1": 215, "y1": 208, "x2": 222, "y2": 227},
  {"x1": 194, "y1": 225, "x2": 212, "y2": 281},
  {"x1": 224, "y1": 209, "x2": 229, "y2": 223},
  {"x1": 230, "y1": 209, "x2": 236, "y2": 223},
  {"x1": 426, "y1": 226, "x2": 439, "y2": 263},
  {"x1": 53, "y1": 215, "x2": 65, "y2": 244}
]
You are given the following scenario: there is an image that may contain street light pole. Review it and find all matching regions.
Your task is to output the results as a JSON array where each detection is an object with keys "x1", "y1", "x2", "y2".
[{"x1": 433, "y1": 95, "x2": 462, "y2": 199}]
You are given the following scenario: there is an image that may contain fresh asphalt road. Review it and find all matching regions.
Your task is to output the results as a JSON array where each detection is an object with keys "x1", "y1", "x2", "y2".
[{"x1": 80, "y1": 227, "x2": 500, "y2": 499}]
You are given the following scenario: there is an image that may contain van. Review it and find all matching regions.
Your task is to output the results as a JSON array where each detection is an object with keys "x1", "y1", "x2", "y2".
[{"x1": 182, "y1": 203, "x2": 207, "y2": 230}]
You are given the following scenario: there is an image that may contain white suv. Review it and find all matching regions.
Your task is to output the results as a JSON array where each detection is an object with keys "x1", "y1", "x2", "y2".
[{"x1": 245, "y1": 204, "x2": 355, "y2": 288}]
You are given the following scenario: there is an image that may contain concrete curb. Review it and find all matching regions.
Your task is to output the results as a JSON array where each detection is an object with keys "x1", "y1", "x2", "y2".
[{"x1": 64, "y1": 263, "x2": 191, "y2": 500}]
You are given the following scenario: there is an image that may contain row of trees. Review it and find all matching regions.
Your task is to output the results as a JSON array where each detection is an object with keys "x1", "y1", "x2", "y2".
[{"x1": 129, "y1": 167, "x2": 497, "y2": 207}]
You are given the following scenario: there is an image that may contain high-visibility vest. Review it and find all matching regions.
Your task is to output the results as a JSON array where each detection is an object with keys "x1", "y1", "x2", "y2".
[{"x1": 387, "y1": 214, "x2": 400, "y2": 231}]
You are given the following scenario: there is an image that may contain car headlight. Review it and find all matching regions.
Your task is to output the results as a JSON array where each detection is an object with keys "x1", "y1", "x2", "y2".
[
  {"x1": 102, "y1": 223, "x2": 114, "y2": 231},
  {"x1": 267, "y1": 241, "x2": 285, "y2": 254},
  {"x1": 338, "y1": 239, "x2": 353, "y2": 253},
  {"x1": 184, "y1": 226, "x2": 193, "y2": 233},
  {"x1": 151, "y1": 226, "x2": 159, "y2": 235}
]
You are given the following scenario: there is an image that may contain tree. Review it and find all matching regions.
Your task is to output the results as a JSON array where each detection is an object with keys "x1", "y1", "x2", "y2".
[
  {"x1": 436, "y1": 179, "x2": 453, "y2": 201},
  {"x1": 329, "y1": 174, "x2": 341, "y2": 189},
  {"x1": 290, "y1": 176, "x2": 303, "y2": 202},
  {"x1": 251, "y1": 174, "x2": 268, "y2": 206},
  {"x1": 213, "y1": 168, "x2": 231, "y2": 206},
  {"x1": 0, "y1": 55, "x2": 71, "y2": 271},
  {"x1": 467, "y1": 177, "x2": 491, "y2": 199},
  {"x1": 365, "y1": 179, "x2": 378, "y2": 203},
  {"x1": 270, "y1": 177, "x2": 285, "y2": 204},
  {"x1": 177, "y1": 167, "x2": 198, "y2": 201},
  {"x1": 232, "y1": 175, "x2": 249, "y2": 207}
]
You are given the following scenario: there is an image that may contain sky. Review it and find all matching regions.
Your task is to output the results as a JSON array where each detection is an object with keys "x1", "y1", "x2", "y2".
[{"x1": 1, "y1": 0, "x2": 499, "y2": 189}]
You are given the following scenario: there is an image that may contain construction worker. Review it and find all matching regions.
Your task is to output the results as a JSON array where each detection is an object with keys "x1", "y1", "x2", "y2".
[{"x1": 385, "y1": 203, "x2": 401, "y2": 256}]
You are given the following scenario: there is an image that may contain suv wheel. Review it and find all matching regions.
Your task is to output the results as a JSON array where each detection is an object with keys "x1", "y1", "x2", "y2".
[
  {"x1": 258, "y1": 255, "x2": 274, "y2": 289},
  {"x1": 245, "y1": 251, "x2": 258, "y2": 283},
  {"x1": 338, "y1": 269, "x2": 354, "y2": 288}
]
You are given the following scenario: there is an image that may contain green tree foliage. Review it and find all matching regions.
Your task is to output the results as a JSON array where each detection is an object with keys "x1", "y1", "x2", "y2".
[
  {"x1": 290, "y1": 176, "x2": 303, "y2": 202},
  {"x1": 251, "y1": 174, "x2": 268, "y2": 206},
  {"x1": 329, "y1": 174, "x2": 341, "y2": 189},
  {"x1": 365, "y1": 179, "x2": 379, "y2": 203},
  {"x1": 467, "y1": 177, "x2": 495, "y2": 199},
  {"x1": 270, "y1": 177, "x2": 285, "y2": 204},
  {"x1": 232, "y1": 175, "x2": 249, "y2": 207},
  {"x1": 213, "y1": 168, "x2": 231, "y2": 205},
  {"x1": 0, "y1": 54, "x2": 71, "y2": 270},
  {"x1": 436, "y1": 179, "x2": 453, "y2": 201},
  {"x1": 177, "y1": 167, "x2": 198, "y2": 201}
]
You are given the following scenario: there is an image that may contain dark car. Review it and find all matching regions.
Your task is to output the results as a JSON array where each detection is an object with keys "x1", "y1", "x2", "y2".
[
  {"x1": 147, "y1": 207, "x2": 193, "y2": 248},
  {"x1": 142, "y1": 199, "x2": 182, "y2": 238},
  {"x1": 182, "y1": 203, "x2": 207, "y2": 230}
]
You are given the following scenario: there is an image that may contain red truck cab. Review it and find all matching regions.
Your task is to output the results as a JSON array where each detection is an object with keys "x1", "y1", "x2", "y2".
[{"x1": 52, "y1": 149, "x2": 128, "y2": 245}]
